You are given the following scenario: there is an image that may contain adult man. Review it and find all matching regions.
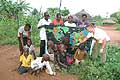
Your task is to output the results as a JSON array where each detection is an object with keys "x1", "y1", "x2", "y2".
[
  {"x1": 52, "y1": 13, "x2": 64, "y2": 25},
  {"x1": 64, "y1": 15, "x2": 76, "y2": 27},
  {"x1": 78, "y1": 24, "x2": 110, "y2": 64},
  {"x1": 37, "y1": 12, "x2": 51, "y2": 56},
  {"x1": 77, "y1": 14, "x2": 89, "y2": 27}
]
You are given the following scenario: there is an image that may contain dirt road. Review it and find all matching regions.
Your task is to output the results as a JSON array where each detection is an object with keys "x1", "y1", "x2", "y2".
[
  {"x1": 100, "y1": 26, "x2": 120, "y2": 43},
  {"x1": 0, "y1": 45, "x2": 76, "y2": 80}
]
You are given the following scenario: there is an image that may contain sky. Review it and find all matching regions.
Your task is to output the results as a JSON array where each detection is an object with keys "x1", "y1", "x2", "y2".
[{"x1": 17, "y1": 0, "x2": 120, "y2": 17}]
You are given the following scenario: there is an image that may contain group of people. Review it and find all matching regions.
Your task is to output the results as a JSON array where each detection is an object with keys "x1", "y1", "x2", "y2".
[{"x1": 17, "y1": 12, "x2": 110, "y2": 76}]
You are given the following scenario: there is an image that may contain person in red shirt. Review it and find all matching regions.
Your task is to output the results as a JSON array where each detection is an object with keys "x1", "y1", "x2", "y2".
[{"x1": 52, "y1": 13, "x2": 64, "y2": 26}]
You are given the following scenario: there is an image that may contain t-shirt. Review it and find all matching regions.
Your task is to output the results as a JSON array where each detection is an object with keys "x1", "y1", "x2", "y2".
[
  {"x1": 37, "y1": 18, "x2": 51, "y2": 40},
  {"x1": 18, "y1": 26, "x2": 32, "y2": 37},
  {"x1": 31, "y1": 57, "x2": 53, "y2": 75},
  {"x1": 87, "y1": 27, "x2": 110, "y2": 43},
  {"x1": 78, "y1": 21, "x2": 89, "y2": 27},
  {"x1": 24, "y1": 44, "x2": 34, "y2": 53},
  {"x1": 74, "y1": 49, "x2": 87, "y2": 60},
  {"x1": 64, "y1": 21, "x2": 76, "y2": 27},
  {"x1": 52, "y1": 19, "x2": 63, "y2": 25},
  {"x1": 20, "y1": 54, "x2": 33, "y2": 67}
]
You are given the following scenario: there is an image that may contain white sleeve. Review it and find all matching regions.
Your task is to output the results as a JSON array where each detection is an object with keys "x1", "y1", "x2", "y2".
[
  {"x1": 31, "y1": 60, "x2": 36, "y2": 69},
  {"x1": 49, "y1": 19, "x2": 52, "y2": 24},
  {"x1": 18, "y1": 27, "x2": 23, "y2": 33},
  {"x1": 64, "y1": 22, "x2": 67, "y2": 26},
  {"x1": 37, "y1": 20, "x2": 42, "y2": 28},
  {"x1": 31, "y1": 59, "x2": 41, "y2": 70},
  {"x1": 87, "y1": 32, "x2": 93, "y2": 38},
  {"x1": 45, "y1": 62, "x2": 53, "y2": 75},
  {"x1": 30, "y1": 45, "x2": 34, "y2": 50}
]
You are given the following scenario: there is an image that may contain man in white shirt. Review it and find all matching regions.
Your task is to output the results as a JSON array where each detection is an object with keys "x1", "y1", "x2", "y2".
[
  {"x1": 64, "y1": 15, "x2": 76, "y2": 27},
  {"x1": 37, "y1": 12, "x2": 51, "y2": 56},
  {"x1": 79, "y1": 24, "x2": 110, "y2": 64},
  {"x1": 31, "y1": 54, "x2": 55, "y2": 75}
]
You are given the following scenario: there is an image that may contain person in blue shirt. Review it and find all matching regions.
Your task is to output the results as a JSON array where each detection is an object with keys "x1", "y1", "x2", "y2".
[{"x1": 77, "y1": 14, "x2": 89, "y2": 27}]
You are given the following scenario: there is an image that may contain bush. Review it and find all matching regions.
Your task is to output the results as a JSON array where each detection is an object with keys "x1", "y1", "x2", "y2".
[
  {"x1": 62, "y1": 44, "x2": 120, "y2": 80},
  {"x1": 114, "y1": 24, "x2": 120, "y2": 30},
  {"x1": 0, "y1": 16, "x2": 40, "y2": 46}
]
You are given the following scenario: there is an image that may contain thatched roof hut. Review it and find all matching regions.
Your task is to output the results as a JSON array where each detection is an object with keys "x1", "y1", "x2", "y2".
[
  {"x1": 73, "y1": 9, "x2": 93, "y2": 22},
  {"x1": 103, "y1": 19, "x2": 116, "y2": 26}
]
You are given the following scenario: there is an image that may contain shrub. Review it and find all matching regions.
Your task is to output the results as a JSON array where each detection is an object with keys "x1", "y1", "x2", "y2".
[
  {"x1": 114, "y1": 24, "x2": 120, "y2": 30},
  {"x1": 62, "y1": 44, "x2": 120, "y2": 80},
  {"x1": 0, "y1": 16, "x2": 40, "y2": 46}
]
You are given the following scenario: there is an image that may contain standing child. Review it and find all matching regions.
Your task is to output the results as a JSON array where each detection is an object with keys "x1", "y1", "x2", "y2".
[
  {"x1": 18, "y1": 24, "x2": 32, "y2": 55},
  {"x1": 18, "y1": 47, "x2": 34, "y2": 74},
  {"x1": 25, "y1": 39, "x2": 36, "y2": 59},
  {"x1": 74, "y1": 42, "x2": 88, "y2": 64}
]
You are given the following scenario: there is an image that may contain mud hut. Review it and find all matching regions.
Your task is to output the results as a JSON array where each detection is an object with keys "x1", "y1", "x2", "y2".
[
  {"x1": 103, "y1": 19, "x2": 116, "y2": 26},
  {"x1": 74, "y1": 9, "x2": 93, "y2": 22}
]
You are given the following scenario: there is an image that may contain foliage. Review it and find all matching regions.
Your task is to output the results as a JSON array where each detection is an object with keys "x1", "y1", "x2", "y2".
[
  {"x1": 0, "y1": 16, "x2": 39, "y2": 46},
  {"x1": 62, "y1": 44, "x2": 120, "y2": 80},
  {"x1": 60, "y1": 7, "x2": 70, "y2": 16},
  {"x1": 47, "y1": 7, "x2": 70, "y2": 19},
  {"x1": 92, "y1": 15, "x2": 104, "y2": 26},
  {"x1": 0, "y1": 0, "x2": 31, "y2": 18},
  {"x1": 114, "y1": 24, "x2": 120, "y2": 30},
  {"x1": 31, "y1": 8, "x2": 42, "y2": 21},
  {"x1": 110, "y1": 11, "x2": 120, "y2": 24},
  {"x1": 32, "y1": 8, "x2": 38, "y2": 15}
]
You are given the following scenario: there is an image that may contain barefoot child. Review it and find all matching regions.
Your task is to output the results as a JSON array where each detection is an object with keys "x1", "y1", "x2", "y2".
[
  {"x1": 25, "y1": 39, "x2": 36, "y2": 59},
  {"x1": 31, "y1": 54, "x2": 55, "y2": 76},
  {"x1": 74, "y1": 42, "x2": 88, "y2": 64},
  {"x1": 18, "y1": 47, "x2": 34, "y2": 74}
]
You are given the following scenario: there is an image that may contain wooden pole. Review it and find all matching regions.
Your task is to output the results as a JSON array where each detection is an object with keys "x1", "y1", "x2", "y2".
[{"x1": 59, "y1": 0, "x2": 62, "y2": 13}]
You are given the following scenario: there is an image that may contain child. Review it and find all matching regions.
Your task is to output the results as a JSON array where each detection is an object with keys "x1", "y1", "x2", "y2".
[
  {"x1": 25, "y1": 39, "x2": 36, "y2": 59},
  {"x1": 47, "y1": 40, "x2": 56, "y2": 72},
  {"x1": 56, "y1": 44, "x2": 69, "y2": 69},
  {"x1": 61, "y1": 37, "x2": 74, "y2": 65},
  {"x1": 18, "y1": 47, "x2": 34, "y2": 74},
  {"x1": 18, "y1": 24, "x2": 32, "y2": 56},
  {"x1": 31, "y1": 54, "x2": 55, "y2": 76},
  {"x1": 47, "y1": 40, "x2": 55, "y2": 61},
  {"x1": 74, "y1": 42, "x2": 88, "y2": 64}
]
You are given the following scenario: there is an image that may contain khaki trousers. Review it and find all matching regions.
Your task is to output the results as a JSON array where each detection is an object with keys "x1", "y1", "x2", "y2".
[{"x1": 92, "y1": 42, "x2": 108, "y2": 64}]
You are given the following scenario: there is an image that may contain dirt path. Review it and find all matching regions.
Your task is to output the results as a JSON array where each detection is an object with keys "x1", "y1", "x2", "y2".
[
  {"x1": 0, "y1": 45, "x2": 76, "y2": 80},
  {"x1": 0, "y1": 26, "x2": 120, "y2": 80},
  {"x1": 99, "y1": 26, "x2": 120, "y2": 44}
]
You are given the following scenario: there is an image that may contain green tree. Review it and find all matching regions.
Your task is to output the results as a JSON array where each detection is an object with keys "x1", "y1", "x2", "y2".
[
  {"x1": 61, "y1": 7, "x2": 70, "y2": 16},
  {"x1": 92, "y1": 15, "x2": 104, "y2": 26},
  {"x1": 0, "y1": 0, "x2": 31, "y2": 18},
  {"x1": 111, "y1": 11, "x2": 120, "y2": 24},
  {"x1": 32, "y1": 8, "x2": 38, "y2": 15},
  {"x1": 47, "y1": 7, "x2": 69, "y2": 19}
]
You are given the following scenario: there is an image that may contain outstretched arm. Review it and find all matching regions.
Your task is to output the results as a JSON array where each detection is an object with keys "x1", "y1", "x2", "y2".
[
  {"x1": 19, "y1": 33, "x2": 24, "y2": 49},
  {"x1": 76, "y1": 37, "x2": 88, "y2": 46}
]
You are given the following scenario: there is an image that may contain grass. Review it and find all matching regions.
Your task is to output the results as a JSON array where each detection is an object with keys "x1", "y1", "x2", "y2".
[
  {"x1": 0, "y1": 17, "x2": 40, "y2": 47},
  {"x1": 114, "y1": 24, "x2": 120, "y2": 30},
  {"x1": 62, "y1": 44, "x2": 120, "y2": 80}
]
